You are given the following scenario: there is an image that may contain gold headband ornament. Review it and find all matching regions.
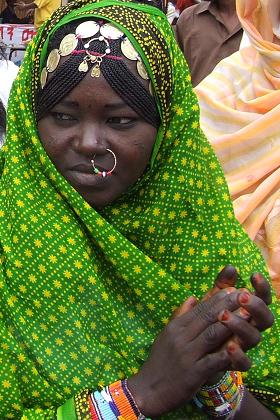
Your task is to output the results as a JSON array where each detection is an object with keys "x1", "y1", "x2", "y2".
[{"x1": 40, "y1": 21, "x2": 150, "y2": 89}]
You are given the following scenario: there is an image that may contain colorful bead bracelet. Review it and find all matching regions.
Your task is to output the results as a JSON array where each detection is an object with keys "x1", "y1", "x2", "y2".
[{"x1": 193, "y1": 371, "x2": 244, "y2": 418}]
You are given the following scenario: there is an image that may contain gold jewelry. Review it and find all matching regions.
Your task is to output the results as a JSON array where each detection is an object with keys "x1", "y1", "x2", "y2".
[
  {"x1": 79, "y1": 35, "x2": 111, "y2": 78},
  {"x1": 40, "y1": 22, "x2": 151, "y2": 89},
  {"x1": 40, "y1": 67, "x2": 48, "y2": 89},
  {"x1": 59, "y1": 33, "x2": 78, "y2": 56},
  {"x1": 121, "y1": 37, "x2": 138, "y2": 61},
  {"x1": 46, "y1": 49, "x2": 60, "y2": 73},
  {"x1": 137, "y1": 60, "x2": 149, "y2": 80},
  {"x1": 121, "y1": 37, "x2": 150, "y2": 81}
]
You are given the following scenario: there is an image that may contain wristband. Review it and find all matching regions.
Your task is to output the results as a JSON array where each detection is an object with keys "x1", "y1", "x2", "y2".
[{"x1": 194, "y1": 371, "x2": 244, "y2": 418}]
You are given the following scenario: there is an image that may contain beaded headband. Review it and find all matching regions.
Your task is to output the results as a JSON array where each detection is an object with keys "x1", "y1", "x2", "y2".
[{"x1": 41, "y1": 21, "x2": 151, "y2": 91}]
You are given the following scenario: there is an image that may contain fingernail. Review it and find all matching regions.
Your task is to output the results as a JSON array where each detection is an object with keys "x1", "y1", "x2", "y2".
[
  {"x1": 239, "y1": 307, "x2": 250, "y2": 319},
  {"x1": 219, "y1": 309, "x2": 230, "y2": 322},
  {"x1": 187, "y1": 296, "x2": 197, "y2": 306},
  {"x1": 225, "y1": 287, "x2": 236, "y2": 294},
  {"x1": 227, "y1": 342, "x2": 236, "y2": 354},
  {"x1": 239, "y1": 292, "x2": 250, "y2": 304},
  {"x1": 252, "y1": 273, "x2": 262, "y2": 283}
]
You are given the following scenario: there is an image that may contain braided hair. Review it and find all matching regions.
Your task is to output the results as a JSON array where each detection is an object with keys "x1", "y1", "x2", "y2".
[
  {"x1": 0, "y1": 99, "x2": 6, "y2": 148},
  {"x1": 36, "y1": 20, "x2": 160, "y2": 128}
]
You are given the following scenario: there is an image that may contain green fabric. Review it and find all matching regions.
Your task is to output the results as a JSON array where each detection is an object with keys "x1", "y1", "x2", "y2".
[
  {"x1": 57, "y1": 397, "x2": 76, "y2": 420},
  {"x1": 0, "y1": 1, "x2": 279, "y2": 419}
]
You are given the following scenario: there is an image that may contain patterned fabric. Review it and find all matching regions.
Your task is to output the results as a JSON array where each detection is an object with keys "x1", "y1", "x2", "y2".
[
  {"x1": 195, "y1": 0, "x2": 280, "y2": 299},
  {"x1": 0, "y1": 0, "x2": 279, "y2": 418}
]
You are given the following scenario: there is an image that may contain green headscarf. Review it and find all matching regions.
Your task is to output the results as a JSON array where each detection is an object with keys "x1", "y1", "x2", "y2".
[{"x1": 0, "y1": 1, "x2": 279, "y2": 418}]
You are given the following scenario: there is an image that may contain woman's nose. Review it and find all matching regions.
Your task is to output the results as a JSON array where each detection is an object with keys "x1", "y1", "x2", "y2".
[{"x1": 75, "y1": 124, "x2": 107, "y2": 155}]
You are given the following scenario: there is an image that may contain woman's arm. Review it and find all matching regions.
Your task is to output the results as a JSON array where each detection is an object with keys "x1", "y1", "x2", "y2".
[{"x1": 233, "y1": 389, "x2": 278, "y2": 420}]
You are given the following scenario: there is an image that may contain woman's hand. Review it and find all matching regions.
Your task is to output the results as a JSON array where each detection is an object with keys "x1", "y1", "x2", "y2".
[
  {"x1": 203, "y1": 265, "x2": 272, "y2": 306},
  {"x1": 175, "y1": 266, "x2": 274, "y2": 372},
  {"x1": 127, "y1": 289, "x2": 255, "y2": 418}
]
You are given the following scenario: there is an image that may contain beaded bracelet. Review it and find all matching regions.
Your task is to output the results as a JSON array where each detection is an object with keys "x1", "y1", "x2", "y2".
[
  {"x1": 193, "y1": 371, "x2": 244, "y2": 418},
  {"x1": 87, "y1": 379, "x2": 150, "y2": 420}
]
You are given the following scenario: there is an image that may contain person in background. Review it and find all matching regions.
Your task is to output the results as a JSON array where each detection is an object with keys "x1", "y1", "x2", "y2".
[
  {"x1": 176, "y1": 0, "x2": 197, "y2": 14},
  {"x1": 176, "y1": 0, "x2": 242, "y2": 86},
  {"x1": 14, "y1": 0, "x2": 61, "y2": 27},
  {"x1": 0, "y1": 42, "x2": 18, "y2": 146},
  {"x1": 0, "y1": 0, "x2": 32, "y2": 22},
  {"x1": 167, "y1": 0, "x2": 180, "y2": 25},
  {"x1": 195, "y1": 0, "x2": 280, "y2": 299}
]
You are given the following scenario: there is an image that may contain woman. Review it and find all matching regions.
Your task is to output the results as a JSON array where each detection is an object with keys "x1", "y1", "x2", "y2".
[
  {"x1": 195, "y1": 0, "x2": 280, "y2": 298},
  {"x1": 0, "y1": 0, "x2": 279, "y2": 418}
]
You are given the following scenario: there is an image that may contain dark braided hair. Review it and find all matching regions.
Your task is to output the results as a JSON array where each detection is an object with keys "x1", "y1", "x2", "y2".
[
  {"x1": 0, "y1": 99, "x2": 6, "y2": 147},
  {"x1": 36, "y1": 20, "x2": 160, "y2": 128}
]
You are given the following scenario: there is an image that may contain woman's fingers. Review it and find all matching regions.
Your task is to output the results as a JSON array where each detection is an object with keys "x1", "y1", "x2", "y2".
[
  {"x1": 218, "y1": 309, "x2": 261, "y2": 351},
  {"x1": 202, "y1": 265, "x2": 238, "y2": 301},
  {"x1": 226, "y1": 341, "x2": 252, "y2": 371},
  {"x1": 179, "y1": 289, "x2": 246, "y2": 339},
  {"x1": 238, "y1": 291, "x2": 274, "y2": 331},
  {"x1": 214, "y1": 265, "x2": 239, "y2": 289},
  {"x1": 196, "y1": 348, "x2": 231, "y2": 379},
  {"x1": 172, "y1": 296, "x2": 197, "y2": 319},
  {"x1": 192, "y1": 322, "x2": 232, "y2": 359},
  {"x1": 251, "y1": 272, "x2": 272, "y2": 305}
]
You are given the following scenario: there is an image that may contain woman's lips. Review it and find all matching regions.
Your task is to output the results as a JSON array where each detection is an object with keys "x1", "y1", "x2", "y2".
[
  {"x1": 72, "y1": 163, "x2": 94, "y2": 174},
  {"x1": 68, "y1": 163, "x2": 113, "y2": 187},
  {"x1": 72, "y1": 162, "x2": 109, "y2": 173}
]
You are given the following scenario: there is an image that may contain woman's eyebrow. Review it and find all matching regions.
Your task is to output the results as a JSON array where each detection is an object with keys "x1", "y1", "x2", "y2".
[
  {"x1": 105, "y1": 102, "x2": 129, "y2": 110},
  {"x1": 58, "y1": 100, "x2": 79, "y2": 108}
]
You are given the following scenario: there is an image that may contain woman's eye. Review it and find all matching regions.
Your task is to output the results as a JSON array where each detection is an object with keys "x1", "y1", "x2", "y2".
[
  {"x1": 108, "y1": 117, "x2": 135, "y2": 125},
  {"x1": 51, "y1": 112, "x2": 75, "y2": 121}
]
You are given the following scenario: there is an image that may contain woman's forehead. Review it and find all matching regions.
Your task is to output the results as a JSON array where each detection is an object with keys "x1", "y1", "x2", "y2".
[{"x1": 53, "y1": 72, "x2": 134, "y2": 111}]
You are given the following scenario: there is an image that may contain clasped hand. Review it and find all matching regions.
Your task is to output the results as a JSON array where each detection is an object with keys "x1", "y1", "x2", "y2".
[{"x1": 128, "y1": 266, "x2": 275, "y2": 417}]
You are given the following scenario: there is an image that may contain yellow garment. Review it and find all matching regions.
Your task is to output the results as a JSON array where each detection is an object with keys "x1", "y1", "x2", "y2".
[
  {"x1": 195, "y1": 0, "x2": 280, "y2": 298},
  {"x1": 34, "y1": 0, "x2": 61, "y2": 27}
]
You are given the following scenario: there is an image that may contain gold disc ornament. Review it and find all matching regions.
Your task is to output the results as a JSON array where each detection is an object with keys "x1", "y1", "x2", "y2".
[
  {"x1": 40, "y1": 67, "x2": 48, "y2": 89},
  {"x1": 121, "y1": 37, "x2": 139, "y2": 61},
  {"x1": 137, "y1": 59, "x2": 149, "y2": 80},
  {"x1": 76, "y1": 21, "x2": 99, "y2": 39},
  {"x1": 46, "y1": 49, "x2": 60, "y2": 73},
  {"x1": 59, "y1": 34, "x2": 78, "y2": 56},
  {"x1": 100, "y1": 23, "x2": 124, "y2": 40},
  {"x1": 149, "y1": 81, "x2": 154, "y2": 96}
]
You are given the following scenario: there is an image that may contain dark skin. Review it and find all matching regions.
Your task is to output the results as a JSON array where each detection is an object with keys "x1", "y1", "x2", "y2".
[
  {"x1": 37, "y1": 61, "x2": 276, "y2": 418},
  {"x1": 128, "y1": 269, "x2": 276, "y2": 418},
  {"x1": 38, "y1": 70, "x2": 157, "y2": 209},
  {"x1": 211, "y1": 0, "x2": 239, "y2": 34}
]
